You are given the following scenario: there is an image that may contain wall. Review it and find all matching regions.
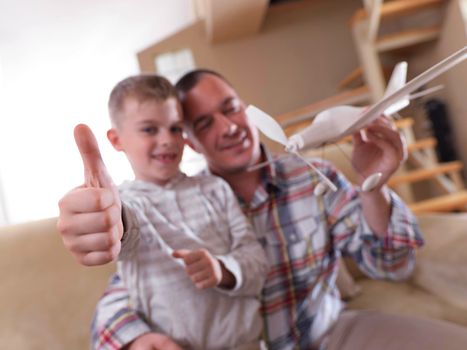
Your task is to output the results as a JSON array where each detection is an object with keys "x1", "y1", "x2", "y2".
[
  {"x1": 408, "y1": 0, "x2": 467, "y2": 179},
  {"x1": 138, "y1": 0, "x2": 362, "y2": 117}
]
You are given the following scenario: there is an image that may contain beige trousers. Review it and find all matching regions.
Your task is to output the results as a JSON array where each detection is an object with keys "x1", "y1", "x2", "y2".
[{"x1": 323, "y1": 310, "x2": 467, "y2": 350}]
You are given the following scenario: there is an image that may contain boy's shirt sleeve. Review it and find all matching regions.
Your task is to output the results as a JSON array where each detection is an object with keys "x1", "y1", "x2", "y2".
[
  {"x1": 91, "y1": 273, "x2": 151, "y2": 350},
  {"x1": 323, "y1": 163, "x2": 424, "y2": 280},
  {"x1": 213, "y1": 179, "x2": 269, "y2": 297},
  {"x1": 119, "y1": 201, "x2": 141, "y2": 259}
]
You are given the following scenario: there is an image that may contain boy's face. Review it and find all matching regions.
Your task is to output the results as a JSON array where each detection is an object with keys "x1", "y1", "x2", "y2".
[
  {"x1": 183, "y1": 75, "x2": 261, "y2": 175},
  {"x1": 108, "y1": 97, "x2": 185, "y2": 185}
]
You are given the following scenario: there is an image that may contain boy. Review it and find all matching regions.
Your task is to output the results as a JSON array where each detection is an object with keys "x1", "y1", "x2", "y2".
[{"x1": 82, "y1": 75, "x2": 269, "y2": 349}]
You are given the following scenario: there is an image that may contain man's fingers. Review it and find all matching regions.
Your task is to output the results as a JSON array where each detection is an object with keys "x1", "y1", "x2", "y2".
[
  {"x1": 74, "y1": 124, "x2": 113, "y2": 189},
  {"x1": 366, "y1": 124, "x2": 405, "y2": 160}
]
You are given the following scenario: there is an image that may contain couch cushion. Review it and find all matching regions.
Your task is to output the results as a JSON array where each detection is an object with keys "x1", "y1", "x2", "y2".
[
  {"x1": 413, "y1": 213, "x2": 467, "y2": 311},
  {"x1": 0, "y1": 218, "x2": 115, "y2": 350}
]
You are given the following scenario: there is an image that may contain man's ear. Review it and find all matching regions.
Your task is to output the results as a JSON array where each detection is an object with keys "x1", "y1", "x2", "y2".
[{"x1": 107, "y1": 128, "x2": 123, "y2": 151}]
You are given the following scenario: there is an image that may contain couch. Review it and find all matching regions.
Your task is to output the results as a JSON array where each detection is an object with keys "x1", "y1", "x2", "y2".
[{"x1": 1, "y1": 213, "x2": 467, "y2": 349}]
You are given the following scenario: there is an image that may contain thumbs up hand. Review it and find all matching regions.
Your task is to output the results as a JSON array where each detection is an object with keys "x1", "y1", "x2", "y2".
[
  {"x1": 172, "y1": 249, "x2": 223, "y2": 289},
  {"x1": 172, "y1": 248, "x2": 237, "y2": 290},
  {"x1": 57, "y1": 124, "x2": 123, "y2": 266}
]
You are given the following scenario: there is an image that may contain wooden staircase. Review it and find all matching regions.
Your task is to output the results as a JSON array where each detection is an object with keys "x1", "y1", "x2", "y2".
[
  {"x1": 349, "y1": 0, "x2": 447, "y2": 101},
  {"x1": 270, "y1": 0, "x2": 467, "y2": 214}
]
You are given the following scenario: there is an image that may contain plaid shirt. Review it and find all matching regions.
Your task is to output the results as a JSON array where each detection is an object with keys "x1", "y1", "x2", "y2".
[
  {"x1": 242, "y1": 151, "x2": 422, "y2": 350},
  {"x1": 92, "y1": 148, "x2": 423, "y2": 350}
]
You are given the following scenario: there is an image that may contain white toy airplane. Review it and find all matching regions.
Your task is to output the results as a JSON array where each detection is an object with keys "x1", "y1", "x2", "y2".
[{"x1": 246, "y1": 46, "x2": 467, "y2": 195}]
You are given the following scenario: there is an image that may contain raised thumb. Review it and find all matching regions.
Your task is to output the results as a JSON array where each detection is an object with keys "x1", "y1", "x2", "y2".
[{"x1": 74, "y1": 124, "x2": 114, "y2": 189}]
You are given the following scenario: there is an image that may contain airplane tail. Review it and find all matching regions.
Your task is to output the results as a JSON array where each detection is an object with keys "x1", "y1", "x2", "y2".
[{"x1": 383, "y1": 61, "x2": 409, "y2": 116}]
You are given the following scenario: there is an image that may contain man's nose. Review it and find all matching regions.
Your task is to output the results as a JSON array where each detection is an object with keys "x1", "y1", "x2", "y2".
[{"x1": 217, "y1": 115, "x2": 238, "y2": 136}]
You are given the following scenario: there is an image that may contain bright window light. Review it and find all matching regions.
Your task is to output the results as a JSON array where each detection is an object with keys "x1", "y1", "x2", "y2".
[{"x1": 155, "y1": 48, "x2": 195, "y2": 84}]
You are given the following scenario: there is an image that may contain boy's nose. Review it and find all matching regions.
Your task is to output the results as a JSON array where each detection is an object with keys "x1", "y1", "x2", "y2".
[{"x1": 159, "y1": 130, "x2": 175, "y2": 145}]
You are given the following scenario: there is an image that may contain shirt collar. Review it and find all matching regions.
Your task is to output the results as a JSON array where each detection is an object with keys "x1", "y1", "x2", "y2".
[
  {"x1": 259, "y1": 145, "x2": 285, "y2": 195},
  {"x1": 199, "y1": 144, "x2": 285, "y2": 195}
]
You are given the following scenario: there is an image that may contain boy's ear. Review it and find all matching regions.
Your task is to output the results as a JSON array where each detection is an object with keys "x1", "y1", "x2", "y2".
[{"x1": 107, "y1": 128, "x2": 123, "y2": 151}]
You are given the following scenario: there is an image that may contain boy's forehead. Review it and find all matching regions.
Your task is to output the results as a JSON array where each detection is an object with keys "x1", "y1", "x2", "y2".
[{"x1": 122, "y1": 96, "x2": 182, "y2": 120}]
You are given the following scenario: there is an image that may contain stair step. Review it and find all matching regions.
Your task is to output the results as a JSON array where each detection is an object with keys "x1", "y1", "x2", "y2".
[
  {"x1": 409, "y1": 190, "x2": 467, "y2": 214},
  {"x1": 388, "y1": 161, "x2": 464, "y2": 187},
  {"x1": 407, "y1": 137, "x2": 437, "y2": 153},
  {"x1": 350, "y1": 0, "x2": 446, "y2": 25},
  {"x1": 376, "y1": 26, "x2": 441, "y2": 52}
]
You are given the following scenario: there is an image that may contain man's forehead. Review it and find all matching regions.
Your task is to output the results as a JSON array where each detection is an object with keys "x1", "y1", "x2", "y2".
[{"x1": 188, "y1": 77, "x2": 239, "y2": 111}]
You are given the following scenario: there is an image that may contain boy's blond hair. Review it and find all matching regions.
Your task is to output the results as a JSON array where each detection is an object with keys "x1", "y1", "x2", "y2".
[{"x1": 108, "y1": 74, "x2": 178, "y2": 127}]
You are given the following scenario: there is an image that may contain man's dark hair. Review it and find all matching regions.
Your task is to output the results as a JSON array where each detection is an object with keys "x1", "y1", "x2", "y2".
[{"x1": 175, "y1": 69, "x2": 232, "y2": 103}]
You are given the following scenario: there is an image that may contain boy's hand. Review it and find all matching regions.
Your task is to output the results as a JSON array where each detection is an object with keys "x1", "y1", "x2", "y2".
[
  {"x1": 57, "y1": 124, "x2": 123, "y2": 266},
  {"x1": 172, "y1": 248, "x2": 235, "y2": 289},
  {"x1": 126, "y1": 333, "x2": 183, "y2": 350}
]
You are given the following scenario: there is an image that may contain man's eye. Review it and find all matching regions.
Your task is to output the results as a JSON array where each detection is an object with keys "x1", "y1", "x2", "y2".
[
  {"x1": 194, "y1": 117, "x2": 213, "y2": 132},
  {"x1": 223, "y1": 102, "x2": 241, "y2": 116}
]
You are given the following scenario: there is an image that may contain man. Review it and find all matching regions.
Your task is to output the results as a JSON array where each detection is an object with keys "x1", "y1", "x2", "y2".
[{"x1": 58, "y1": 70, "x2": 467, "y2": 350}]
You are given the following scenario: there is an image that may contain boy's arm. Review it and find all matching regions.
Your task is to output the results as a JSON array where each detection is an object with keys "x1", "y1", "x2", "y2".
[
  {"x1": 212, "y1": 179, "x2": 269, "y2": 296},
  {"x1": 172, "y1": 179, "x2": 268, "y2": 296}
]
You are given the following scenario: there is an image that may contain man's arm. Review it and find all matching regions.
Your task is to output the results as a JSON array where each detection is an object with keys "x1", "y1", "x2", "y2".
[
  {"x1": 325, "y1": 119, "x2": 423, "y2": 279},
  {"x1": 351, "y1": 118, "x2": 406, "y2": 236}
]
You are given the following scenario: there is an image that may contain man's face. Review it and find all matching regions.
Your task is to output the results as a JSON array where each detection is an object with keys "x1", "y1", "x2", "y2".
[{"x1": 183, "y1": 75, "x2": 261, "y2": 175}]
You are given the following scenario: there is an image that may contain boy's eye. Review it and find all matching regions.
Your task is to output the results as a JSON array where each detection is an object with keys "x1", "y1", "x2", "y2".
[
  {"x1": 171, "y1": 126, "x2": 183, "y2": 133},
  {"x1": 142, "y1": 126, "x2": 158, "y2": 134}
]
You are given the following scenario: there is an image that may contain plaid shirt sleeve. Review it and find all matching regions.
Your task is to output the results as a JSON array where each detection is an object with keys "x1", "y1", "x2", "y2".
[
  {"x1": 91, "y1": 273, "x2": 151, "y2": 350},
  {"x1": 323, "y1": 162, "x2": 424, "y2": 280}
]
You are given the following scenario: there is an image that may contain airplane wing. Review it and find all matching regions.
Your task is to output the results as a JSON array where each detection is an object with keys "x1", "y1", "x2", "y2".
[
  {"x1": 349, "y1": 46, "x2": 467, "y2": 133},
  {"x1": 246, "y1": 105, "x2": 289, "y2": 145}
]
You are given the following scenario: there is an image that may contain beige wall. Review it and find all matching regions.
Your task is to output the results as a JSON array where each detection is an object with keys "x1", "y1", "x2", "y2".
[
  {"x1": 138, "y1": 0, "x2": 362, "y2": 117},
  {"x1": 407, "y1": 0, "x2": 467, "y2": 179}
]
